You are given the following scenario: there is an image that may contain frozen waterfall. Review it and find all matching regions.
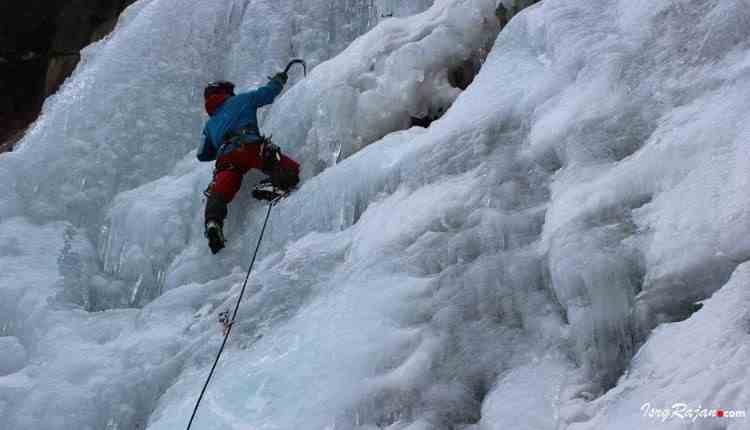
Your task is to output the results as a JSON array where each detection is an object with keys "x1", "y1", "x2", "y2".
[{"x1": 2, "y1": 0, "x2": 750, "y2": 429}]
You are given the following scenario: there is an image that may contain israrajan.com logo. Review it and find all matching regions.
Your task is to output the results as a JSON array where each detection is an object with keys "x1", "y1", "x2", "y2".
[{"x1": 641, "y1": 402, "x2": 747, "y2": 422}]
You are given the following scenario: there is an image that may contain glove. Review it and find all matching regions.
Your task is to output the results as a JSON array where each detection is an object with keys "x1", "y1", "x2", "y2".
[{"x1": 269, "y1": 72, "x2": 288, "y2": 85}]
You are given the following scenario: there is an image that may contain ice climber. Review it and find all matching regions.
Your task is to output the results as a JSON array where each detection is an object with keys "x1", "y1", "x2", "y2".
[{"x1": 197, "y1": 72, "x2": 300, "y2": 254}]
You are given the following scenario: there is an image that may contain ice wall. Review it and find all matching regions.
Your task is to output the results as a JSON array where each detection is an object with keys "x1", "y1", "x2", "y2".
[{"x1": 2, "y1": 0, "x2": 750, "y2": 429}]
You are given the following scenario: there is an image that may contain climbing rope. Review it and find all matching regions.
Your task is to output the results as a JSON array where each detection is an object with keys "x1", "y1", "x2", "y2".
[{"x1": 186, "y1": 201, "x2": 276, "y2": 430}]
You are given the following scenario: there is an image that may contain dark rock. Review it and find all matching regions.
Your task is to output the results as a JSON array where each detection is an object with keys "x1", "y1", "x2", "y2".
[
  {"x1": 410, "y1": 107, "x2": 446, "y2": 129},
  {"x1": 509, "y1": 0, "x2": 542, "y2": 19},
  {"x1": 0, "y1": 0, "x2": 136, "y2": 151},
  {"x1": 496, "y1": 3, "x2": 509, "y2": 28},
  {"x1": 0, "y1": 128, "x2": 25, "y2": 154},
  {"x1": 448, "y1": 57, "x2": 482, "y2": 91}
]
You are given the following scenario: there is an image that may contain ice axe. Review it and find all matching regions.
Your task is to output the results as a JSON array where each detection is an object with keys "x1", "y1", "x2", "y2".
[
  {"x1": 284, "y1": 58, "x2": 307, "y2": 77},
  {"x1": 268, "y1": 59, "x2": 306, "y2": 83}
]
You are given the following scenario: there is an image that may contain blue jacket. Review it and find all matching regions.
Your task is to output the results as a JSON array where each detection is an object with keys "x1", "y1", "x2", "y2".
[{"x1": 197, "y1": 79, "x2": 284, "y2": 162}]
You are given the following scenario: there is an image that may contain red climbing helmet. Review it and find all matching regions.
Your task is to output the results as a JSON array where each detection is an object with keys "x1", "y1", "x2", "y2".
[
  {"x1": 204, "y1": 80, "x2": 235, "y2": 98},
  {"x1": 204, "y1": 80, "x2": 235, "y2": 115}
]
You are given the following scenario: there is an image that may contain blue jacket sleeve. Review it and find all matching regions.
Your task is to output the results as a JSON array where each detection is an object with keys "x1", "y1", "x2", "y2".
[
  {"x1": 243, "y1": 79, "x2": 284, "y2": 108},
  {"x1": 197, "y1": 129, "x2": 217, "y2": 162}
]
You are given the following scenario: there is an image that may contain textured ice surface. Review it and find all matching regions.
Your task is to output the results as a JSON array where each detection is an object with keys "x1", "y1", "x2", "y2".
[
  {"x1": 2, "y1": 0, "x2": 750, "y2": 429},
  {"x1": 570, "y1": 262, "x2": 750, "y2": 430},
  {"x1": 0, "y1": 337, "x2": 27, "y2": 375}
]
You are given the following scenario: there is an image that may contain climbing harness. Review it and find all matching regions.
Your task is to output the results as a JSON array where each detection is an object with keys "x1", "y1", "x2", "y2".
[{"x1": 186, "y1": 201, "x2": 278, "y2": 430}]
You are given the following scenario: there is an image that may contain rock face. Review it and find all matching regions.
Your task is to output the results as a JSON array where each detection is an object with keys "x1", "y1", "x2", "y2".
[
  {"x1": 0, "y1": 0, "x2": 136, "y2": 152},
  {"x1": 507, "y1": 0, "x2": 541, "y2": 17}
]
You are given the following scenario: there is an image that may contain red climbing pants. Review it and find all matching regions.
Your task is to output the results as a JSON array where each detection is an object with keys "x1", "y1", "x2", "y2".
[{"x1": 212, "y1": 143, "x2": 300, "y2": 203}]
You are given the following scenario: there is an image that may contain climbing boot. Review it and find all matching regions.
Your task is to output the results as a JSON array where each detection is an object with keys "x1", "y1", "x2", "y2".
[
  {"x1": 252, "y1": 179, "x2": 288, "y2": 202},
  {"x1": 205, "y1": 220, "x2": 225, "y2": 254},
  {"x1": 204, "y1": 193, "x2": 228, "y2": 254}
]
